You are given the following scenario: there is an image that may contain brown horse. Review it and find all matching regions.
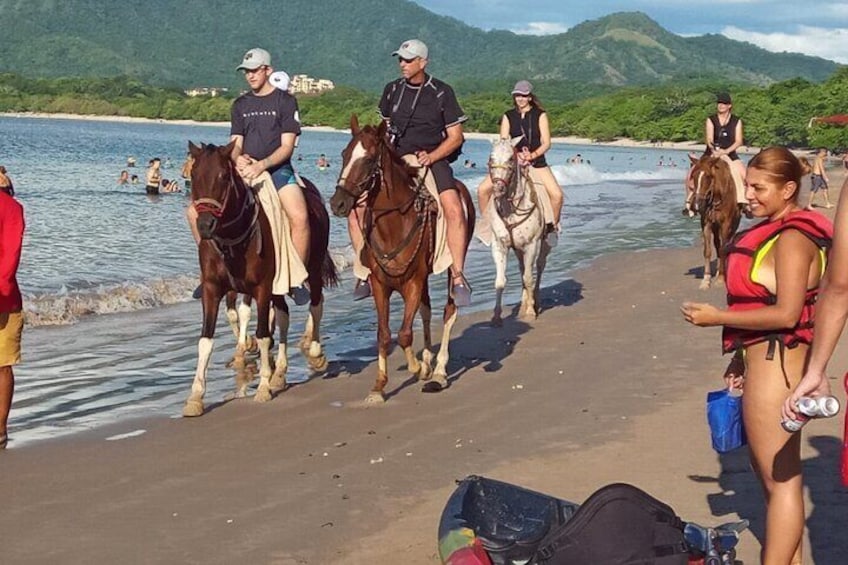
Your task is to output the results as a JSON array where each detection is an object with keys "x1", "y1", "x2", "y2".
[
  {"x1": 329, "y1": 116, "x2": 475, "y2": 402},
  {"x1": 185, "y1": 141, "x2": 338, "y2": 416},
  {"x1": 689, "y1": 154, "x2": 742, "y2": 289}
]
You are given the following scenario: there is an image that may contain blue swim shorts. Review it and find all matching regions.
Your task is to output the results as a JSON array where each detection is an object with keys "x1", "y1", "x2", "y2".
[{"x1": 270, "y1": 163, "x2": 298, "y2": 189}]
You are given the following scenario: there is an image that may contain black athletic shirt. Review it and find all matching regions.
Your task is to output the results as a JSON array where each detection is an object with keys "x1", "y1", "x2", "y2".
[
  {"x1": 231, "y1": 89, "x2": 301, "y2": 171},
  {"x1": 378, "y1": 74, "x2": 466, "y2": 156},
  {"x1": 504, "y1": 107, "x2": 548, "y2": 168}
]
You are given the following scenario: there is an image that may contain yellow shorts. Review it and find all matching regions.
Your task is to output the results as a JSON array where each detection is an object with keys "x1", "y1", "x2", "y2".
[{"x1": 0, "y1": 311, "x2": 23, "y2": 366}]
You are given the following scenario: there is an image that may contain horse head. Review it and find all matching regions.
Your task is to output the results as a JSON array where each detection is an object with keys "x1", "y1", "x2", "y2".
[
  {"x1": 188, "y1": 140, "x2": 240, "y2": 239},
  {"x1": 692, "y1": 154, "x2": 735, "y2": 213},
  {"x1": 488, "y1": 136, "x2": 522, "y2": 217},
  {"x1": 330, "y1": 115, "x2": 389, "y2": 217}
]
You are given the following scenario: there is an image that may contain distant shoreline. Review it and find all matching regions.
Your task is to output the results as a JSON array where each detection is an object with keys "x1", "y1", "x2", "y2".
[{"x1": 2, "y1": 110, "x2": 753, "y2": 154}]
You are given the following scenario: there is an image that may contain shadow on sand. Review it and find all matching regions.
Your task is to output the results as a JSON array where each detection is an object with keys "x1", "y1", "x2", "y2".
[
  {"x1": 691, "y1": 434, "x2": 848, "y2": 563},
  {"x1": 321, "y1": 279, "x2": 585, "y2": 399}
]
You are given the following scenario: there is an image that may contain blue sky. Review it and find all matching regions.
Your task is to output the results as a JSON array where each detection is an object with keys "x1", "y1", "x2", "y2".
[{"x1": 413, "y1": 1, "x2": 848, "y2": 64}]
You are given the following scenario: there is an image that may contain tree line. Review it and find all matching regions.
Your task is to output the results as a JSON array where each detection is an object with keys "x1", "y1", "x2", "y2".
[{"x1": 1, "y1": 69, "x2": 847, "y2": 150}]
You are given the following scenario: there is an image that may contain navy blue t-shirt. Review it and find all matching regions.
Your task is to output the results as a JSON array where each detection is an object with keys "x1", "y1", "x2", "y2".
[{"x1": 230, "y1": 89, "x2": 301, "y2": 170}]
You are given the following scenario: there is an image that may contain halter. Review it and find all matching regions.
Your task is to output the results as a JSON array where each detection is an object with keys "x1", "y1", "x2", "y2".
[{"x1": 489, "y1": 152, "x2": 539, "y2": 232}]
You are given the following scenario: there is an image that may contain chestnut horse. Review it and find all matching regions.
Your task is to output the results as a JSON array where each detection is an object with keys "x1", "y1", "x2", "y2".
[
  {"x1": 185, "y1": 141, "x2": 338, "y2": 416},
  {"x1": 689, "y1": 154, "x2": 741, "y2": 289},
  {"x1": 329, "y1": 116, "x2": 475, "y2": 402}
]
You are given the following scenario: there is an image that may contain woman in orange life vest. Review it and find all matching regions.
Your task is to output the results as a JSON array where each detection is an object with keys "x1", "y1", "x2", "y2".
[{"x1": 681, "y1": 147, "x2": 833, "y2": 565}]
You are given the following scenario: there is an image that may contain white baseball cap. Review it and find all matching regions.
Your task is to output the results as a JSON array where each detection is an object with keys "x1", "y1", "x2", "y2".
[
  {"x1": 236, "y1": 48, "x2": 271, "y2": 71},
  {"x1": 270, "y1": 71, "x2": 290, "y2": 91},
  {"x1": 392, "y1": 39, "x2": 428, "y2": 60}
]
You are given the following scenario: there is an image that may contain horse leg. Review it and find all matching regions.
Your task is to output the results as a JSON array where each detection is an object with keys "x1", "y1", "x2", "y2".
[
  {"x1": 184, "y1": 292, "x2": 222, "y2": 417},
  {"x1": 253, "y1": 295, "x2": 276, "y2": 403},
  {"x1": 269, "y1": 296, "x2": 290, "y2": 394},
  {"x1": 713, "y1": 225, "x2": 725, "y2": 285},
  {"x1": 302, "y1": 297, "x2": 328, "y2": 373},
  {"x1": 230, "y1": 298, "x2": 254, "y2": 395},
  {"x1": 417, "y1": 280, "x2": 433, "y2": 382},
  {"x1": 432, "y1": 275, "x2": 459, "y2": 390},
  {"x1": 520, "y1": 240, "x2": 541, "y2": 321},
  {"x1": 398, "y1": 282, "x2": 423, "y2": 386},
  {"x1": 700, "y1": 221, "x2": 713, "y2": 290},
  {"x1": 492, "y1": 238, "x2": 508, "y2": 327},
  {"x1": 366, "y1": 282, "x2": 391, "y2": 404},
  {"x1": 534, "y1": 233, "x2": 550, "y2": 316}
]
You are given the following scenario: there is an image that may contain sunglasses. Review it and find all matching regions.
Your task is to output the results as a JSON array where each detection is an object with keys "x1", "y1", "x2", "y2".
[{"x1": 398, "y1": 56, "x2": 418, "y2": 64}]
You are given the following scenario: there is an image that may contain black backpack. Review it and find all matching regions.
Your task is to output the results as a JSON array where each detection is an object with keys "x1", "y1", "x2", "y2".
[
  {"x1": 533, "y1": 483, "x2": 689, "y2": 565},
  {"x1": 438, "y1": 476, "x2": 689, "y2": 565}
]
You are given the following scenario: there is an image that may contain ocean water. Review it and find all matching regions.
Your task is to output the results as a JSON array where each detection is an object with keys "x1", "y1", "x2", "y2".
[{"x1": 1, "y1": 115, "x2": 698, "y2": 445}]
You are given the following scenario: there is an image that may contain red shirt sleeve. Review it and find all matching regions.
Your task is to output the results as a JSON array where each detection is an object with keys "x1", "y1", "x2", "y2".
[{"x1": 0, "y1": 198, "x2": 24, "y2": 302}]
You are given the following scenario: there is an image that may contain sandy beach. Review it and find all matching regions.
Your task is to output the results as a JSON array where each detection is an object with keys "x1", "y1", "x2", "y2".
[{"x1": 1, "y1": 163, "x2": 846, "y2": 563}]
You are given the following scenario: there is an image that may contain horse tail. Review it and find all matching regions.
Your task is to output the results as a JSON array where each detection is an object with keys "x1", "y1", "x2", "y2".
[{"x1": 322, "y1": 252, "x2": 340, "y2": 288}]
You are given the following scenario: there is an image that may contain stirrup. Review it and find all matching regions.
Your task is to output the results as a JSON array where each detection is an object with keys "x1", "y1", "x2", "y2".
[
  {"x1": 545, "y1": 224, "x2": 559, "y2": 248},
  {"x1": 353, "y1": 278, "x2": 372, "y2": 301},
  {"x1": 451, "y1": 272, "x2": 473, "y2": 307},
  {"x1": 290, "y1": 284, "x2": 310, "y2": 306}
]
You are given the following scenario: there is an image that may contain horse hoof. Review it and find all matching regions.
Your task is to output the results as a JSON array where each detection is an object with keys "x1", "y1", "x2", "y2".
[
  {"x1": 182, "y1": 400, "x2": 204, "y2": 417},
  {"x1": 417, "y1": 363, "x2": 432, "y2": 382},
  {"x1": 254, "y1": 387, "x2": 273, "y2": 403},
  {"x1": 422, "y1": 380, "x2": 444, "y2": 393},
  {"x1": 699, "y1": 280, "x2": 711, "y2": 290},
  {"x1": 269, "y1": 374, "x2": 287, "y2": 393},
  {"x1": 308, "y1": 354, "x2": 328, "y2": 373},
  {"x1": 364, "y1": 392, "x2": 386, "y2": 404}
]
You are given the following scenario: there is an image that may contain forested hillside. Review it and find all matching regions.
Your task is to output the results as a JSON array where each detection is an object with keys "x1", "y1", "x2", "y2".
[{"x1": 0, "y1": 1, "x2": 838, "y2": 92}]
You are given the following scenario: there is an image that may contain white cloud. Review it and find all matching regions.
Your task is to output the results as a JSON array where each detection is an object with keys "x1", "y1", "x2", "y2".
[
  {"x1": 509, "y1": 21, "x2": 571, "y2": 35},
  {"x1": 721, "y1": 25, "x2": 848, "y2": 63}
]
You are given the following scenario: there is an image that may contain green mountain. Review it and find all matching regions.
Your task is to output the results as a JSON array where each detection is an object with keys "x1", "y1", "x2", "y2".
[{"x1": 0, "y1": 1, "x2": 838, "y2": 92}]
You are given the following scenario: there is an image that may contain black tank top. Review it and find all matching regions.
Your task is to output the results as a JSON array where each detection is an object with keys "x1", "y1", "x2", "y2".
[
  {"x1": 505, "y1": 107, "x2": 547, "y2": 168},
  {"x1": 709, "y1": 114, "x2": 740, "y2": 160}
]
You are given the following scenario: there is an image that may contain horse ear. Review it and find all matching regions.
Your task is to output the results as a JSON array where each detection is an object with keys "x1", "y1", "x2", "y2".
[
  {"x1": 188, "y1": 141, "x2": 201, "y2": 158},
  {"x1": 222, "y1": 140, "x2": 237, "y2": 158},
  {"x1": 350, "y1": 114, "x2": 360, "y2": 134},
  {"x1": 377, "y1": 119, "x2": 387, "y2": 139},
  {"x1": 510, "y1": 135, "x2": 523, "y2": 148},
  {"x1": 688, "y1": 152, "x2": 700, "y2": 165}
]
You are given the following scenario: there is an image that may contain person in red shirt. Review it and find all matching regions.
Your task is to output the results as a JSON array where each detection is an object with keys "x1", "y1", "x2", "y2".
[{"x1": 0, "y1": 176, "x2": 24, "y2": 449}]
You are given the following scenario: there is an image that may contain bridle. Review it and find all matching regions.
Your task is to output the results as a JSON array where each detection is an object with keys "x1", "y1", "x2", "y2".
[
  {"x1": 193, "y1": 158, "x2": 260, "y2": 250},
  {"x1": 489, "y1": 150, "x2": 538, "y2": 231},
  {"x1": 340, "y1": 134, "x2": 434, "y2": 278}
]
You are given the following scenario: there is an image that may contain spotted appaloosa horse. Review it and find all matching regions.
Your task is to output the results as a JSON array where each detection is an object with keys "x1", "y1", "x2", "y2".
[
  {"x1": 485, "y1": 137, "x2": 549, "y2": 325},
  {"x1": 329, "y1": 115, "x2": 475, "y2": 402},
  {"x1": 689, "y1": 154, "x2": 741, "y2": 289},
  {"x1": 185, "y1": 141, "x2": 337, "y2": 416}
]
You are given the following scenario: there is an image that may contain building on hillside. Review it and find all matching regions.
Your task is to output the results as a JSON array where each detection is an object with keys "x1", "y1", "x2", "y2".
[
  {"x1": 184, "y1": 87, "x2": 229, "y2": 97},
  {"x1": 290, "y1": 74, "x2": 335, "y2": 95}
]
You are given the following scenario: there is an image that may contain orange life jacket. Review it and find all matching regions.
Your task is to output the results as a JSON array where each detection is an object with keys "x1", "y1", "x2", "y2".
[{"x1": 722, "y1": 210, "x2": 833, "y2": 358}]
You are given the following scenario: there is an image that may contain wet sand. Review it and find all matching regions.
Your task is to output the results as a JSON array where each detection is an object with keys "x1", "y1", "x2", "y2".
[{"x1": 1, "y1": 170, "x2": 847, "y2": 564}]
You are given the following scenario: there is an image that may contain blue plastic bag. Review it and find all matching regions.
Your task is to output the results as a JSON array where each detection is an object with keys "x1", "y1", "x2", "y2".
[{"x1": 706, "y1": 388, "x2": 747, "y2": 453}]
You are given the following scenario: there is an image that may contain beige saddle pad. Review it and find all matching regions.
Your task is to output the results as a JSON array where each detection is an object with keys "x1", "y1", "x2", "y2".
[
  {"x1": 249, "y1": 172, "x2": 309, "y2": 295},
  {"x1": 720, "y1": 155, "x2": 747, "y2": 204}
]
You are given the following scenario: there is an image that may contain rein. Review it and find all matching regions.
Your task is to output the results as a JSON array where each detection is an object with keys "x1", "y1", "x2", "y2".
[
  {"x1": 349, "y1": 141, "x2": 434, "y2": 278},
  {"x1": 491, "y1": 157, "x2": 539, "y2": 232}
]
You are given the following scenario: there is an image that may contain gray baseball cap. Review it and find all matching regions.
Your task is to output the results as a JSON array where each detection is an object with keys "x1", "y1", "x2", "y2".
[
  {"x1": 511, "y1": 80, "x2": 534, "y2": 96},
  {"x1": 392, "y1": 39, "x2": 428, "y2": 60},
  {"x1": 237, "y1": 48, "x2": 271, "y2": 71}
]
